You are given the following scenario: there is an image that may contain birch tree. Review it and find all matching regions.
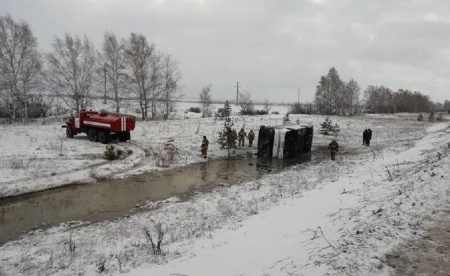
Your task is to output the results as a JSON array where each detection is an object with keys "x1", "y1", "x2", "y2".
[
  {"x1": 314, "y1": 67, "x2": 345, "y2": 115},
  {"x1": 149, "y1": 51, "x2": 162, "y2": 119},
  {"x1": 124, "y1": 33, "x2": 155, "y2": 120},
  {"x1": 160, "y1": 54, "x2": 182, "y2": 119},
  {"x1": 99, "y1": 32, "x2": 128, "y2": 113},
  {"x1": 343, "y1": 79, "x2": 360, "y2": 115},
  {"x1": 199, "y1": 84, "x2": 212, "y2": 118},
  {"x1": 44, "y1": 34, "x2": 97, "y2": 111},
  {"x1": 0, "y1": 14, "x2": 42, "y2": 121},
  {"x1": 315, "y1": 75, "x2": 333, "y2": 115},
  {"x1": 364, "y1": 85, "x2": 394, "y2": 113}
]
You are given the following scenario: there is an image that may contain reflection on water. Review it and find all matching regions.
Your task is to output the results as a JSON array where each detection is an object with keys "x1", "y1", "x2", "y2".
[
  {"x1": 0, "y1": 152, "x2": 311, "y2": 244},
  {"x1": 200, "y1": 162, "x2": 207, "y2": 180}
]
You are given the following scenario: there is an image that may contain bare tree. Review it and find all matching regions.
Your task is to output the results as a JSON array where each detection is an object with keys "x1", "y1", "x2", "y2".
[
  {"x1": 343, "y1": 79, "x2": 360, "y2": 115},
  {"x1": 315, "y1": 75, "x2": 333, "y2": 115},
  {"x1": 99, "y1": 32, "x2": 128, "y2": 113},
  {"x1": 44, "y1": 34, "x2": 97, "y2": 111},
  {"x1": 364, "y1": 85, "x2": 394, "y2": 113},
  {"x1": 303, "y1": 102, "x2": 315, "y2": 114},
  {"x1": 0, "y1": 14, "x2": 42, "y2": 121},
  {"x1": 160, "y1": 54, "x2": 182, "y2": 119},
  {"x1": 124, "y1": 33, "x2": 156, "y2": 120},
  {"x1": 28, "y1": 93, "x2": 54, "y2": 118},
  {"x1": 199, "y1": 84, "x2": 212, "y2": 118},
  {"x1": 314, "y1": 67, "x2": 344, "y2": 115},
  {"x1": 237, "y1": 92, "x2": 254, "y2": 115},
  {"x1": 262, "y1": 98, "x2": 272, "y2": 114},
  {"x1": 149, "y1": 51, "x2": 162, "y2": 119}
]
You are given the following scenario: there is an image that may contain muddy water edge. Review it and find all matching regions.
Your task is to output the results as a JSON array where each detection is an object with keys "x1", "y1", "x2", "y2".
[{"x1": 0, "y1": 153, "x2": 312, "y2": 244}]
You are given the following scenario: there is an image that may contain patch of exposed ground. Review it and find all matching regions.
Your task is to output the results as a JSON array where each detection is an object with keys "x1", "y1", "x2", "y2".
[{"x1": 386, "y1": 207, "x2": 450, "y2": 276}]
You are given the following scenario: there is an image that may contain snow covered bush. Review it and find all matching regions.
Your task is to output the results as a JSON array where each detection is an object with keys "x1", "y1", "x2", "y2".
[
  {"x1": 104, "y1": 145, "x2": 124, "y2": 160},
  {"x1": 149, "y1": 138, "x2": 179, "y2": 167},
  {"x1": 320, "y1": 116, "x2": 340, "y2": 135},
  {"x1": 144, "y1": 223, "x2": 165, "y2": 255}
]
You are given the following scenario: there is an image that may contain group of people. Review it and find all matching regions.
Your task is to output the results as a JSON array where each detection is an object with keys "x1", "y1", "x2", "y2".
[
  {"x1": 200, "y1": 128, "x2": 256, "y2": 159},
  {"x1": 328, "y1": 128, "x2": 374, "y2": 161},
  {"x1": 226, "y1": 128, "x2": 255, "y2": 148},
  {"x1": 204, "y1": 127, "x2": 374, "y2": 161},
  {"x1": 237, "y1": 128, "x2": 255, "y2": 147}
]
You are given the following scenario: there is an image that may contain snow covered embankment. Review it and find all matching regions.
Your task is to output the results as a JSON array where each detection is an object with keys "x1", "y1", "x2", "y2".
[{"x1": 0, "y1": 122, "x2": 448, "y2": 276}]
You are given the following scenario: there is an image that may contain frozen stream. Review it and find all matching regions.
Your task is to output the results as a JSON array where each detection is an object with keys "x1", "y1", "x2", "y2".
[{"x1": 0, "y1": 152, "x2": 313, "y2": 244}]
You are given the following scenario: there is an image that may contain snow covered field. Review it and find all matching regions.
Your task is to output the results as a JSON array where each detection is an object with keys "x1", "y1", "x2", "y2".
[
  {"x1": 0, "y1": 110, "x2": 449, "y2": 276},
  {"x1": 0, "y1": 102, "x2": 290, "y2": 197}
]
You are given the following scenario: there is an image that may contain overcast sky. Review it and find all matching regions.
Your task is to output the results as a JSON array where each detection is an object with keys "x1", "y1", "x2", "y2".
[{"x1": 1, "y1": 0, "x2": 449, "y2": 103}]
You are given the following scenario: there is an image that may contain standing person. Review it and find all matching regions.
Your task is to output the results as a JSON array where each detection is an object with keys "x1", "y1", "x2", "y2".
[
  {"x1": 201, "y1": 136, "x2": 209, "y2": 159},
  {"x1": 328, "y1": 140, "x2": 339, "y2": 160},
  {"x1": 367, "y1": 129, "x2": 372, "y2": 146},
  {"x1": 230, "y1": 129, "x2": 238, "y2": 147},
  {"x1": 238, "y1": 128, "x2": 247, "y2": 146},
  {"x1": 363, "y1": 129, "x2": 369, "y2": 146},
  {"x1": 248, "y1": 129, "x2": 255, "y2": 147}
]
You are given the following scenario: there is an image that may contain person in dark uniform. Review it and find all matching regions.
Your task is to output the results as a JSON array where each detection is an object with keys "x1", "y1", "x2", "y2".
[
  {"x1": 363, "y1": 129, "x2": 369, "y2": 146},
  {"x1": 238, "y1": 128, "x2": 247, "y2": 146},
  {"x1": 248, "y1": 130, "x2": 255, "y2": 147},
  {"x1": 201, "y1": 136, "x2": 209, "y2": 159},
  {"x1": 328, "y1": 140, "x2": 339, "y2": 160},
  {"x1": 367, "y1": 129, "x2": 372, "y2": 146}
]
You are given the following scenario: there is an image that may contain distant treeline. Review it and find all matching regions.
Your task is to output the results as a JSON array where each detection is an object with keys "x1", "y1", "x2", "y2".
[{"x1": 312, "y1": 67, "x2": 449, "y2": 115}]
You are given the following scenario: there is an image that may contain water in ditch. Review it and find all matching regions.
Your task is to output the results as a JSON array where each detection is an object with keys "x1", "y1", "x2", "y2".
[{"x1": 0, "y1": 153, "x2": 312, "y2": 244}]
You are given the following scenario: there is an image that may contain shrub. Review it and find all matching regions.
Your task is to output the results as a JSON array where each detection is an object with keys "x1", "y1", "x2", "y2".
[
  {"x1": 149, "y1": 138, "x2": 179, "y2": 167},
  {"x1": 428, "y1": 112, "x2": 435, "y2": 122},
  {"x1": 144, "y1": 223, "x2": 165, "y2": 255},
  {"x1": 417, "y1": 114, "x2": 423, "y2": 121},
  {"x1": 104, "y1": 145, "x2": 123, "y2": 160},
  {"x1": 319, "y1": 117, "x2": 340, "y2": 135},
  {"x1": 187, "y1": 107, "x2": 201, "y2": 113},
  {"x1": 239, "y1": 109, "x2": 266, "y2": 115},
  {"x1": 163, "y1": 138, "x2": 179, "y2": 162},
  {"x1": 252, "y1": 109, "x2": 268, "y2": 115},
  {"x1": 215, "y1": 101, "x2": 232, "y2": 120}
]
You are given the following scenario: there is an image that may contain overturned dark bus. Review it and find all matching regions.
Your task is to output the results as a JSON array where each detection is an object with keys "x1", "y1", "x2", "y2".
[{"x1": 257, "y1": 125, "x2": 314, "y2": 158}]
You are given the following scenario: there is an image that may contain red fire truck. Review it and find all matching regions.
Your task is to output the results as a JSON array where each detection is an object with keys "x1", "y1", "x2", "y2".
[{"x1": 63, "y1": 110, "x2": 136, "y2": 144}]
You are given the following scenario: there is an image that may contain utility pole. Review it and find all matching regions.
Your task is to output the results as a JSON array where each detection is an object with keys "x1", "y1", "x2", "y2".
[
  {"x1": 236, "y1": 81, "x2": 240, "y2": 105},
  {"x1": 103, "y1": 63, "x2": 107, "y2": 104},
  {"x1": 298, "y1": 88, "x2": 300, "y2": 106}
]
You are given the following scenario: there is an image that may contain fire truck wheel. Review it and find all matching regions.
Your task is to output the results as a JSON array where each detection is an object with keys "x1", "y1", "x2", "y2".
[
  {"x1": 66, "y1": 125, "x2": 74, "y2": 138},
  {"x1": 88, "y1": 129, "x2": 98, "y2": 142},
  {"x1": 118, "y1": 131, "x2": 129, "y2": 142},
  {"x1": 98, "y1": 130, "x2": 111, "y2": 144}
]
